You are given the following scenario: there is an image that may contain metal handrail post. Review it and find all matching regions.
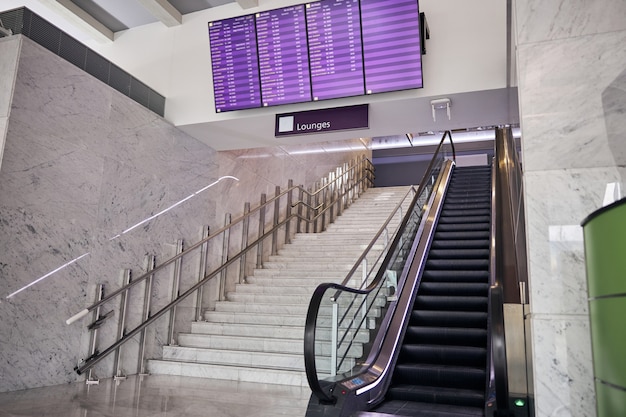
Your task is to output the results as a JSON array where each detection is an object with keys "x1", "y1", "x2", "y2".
[
  {"x1": 86, "y1": 284, "x2": 104, "y2": 384},
  {"x1": 297, "y1": 187, "x2": 304, "y2": 233},
  {"x1": 167, "y1": 239, "x2": 184, "y2": 345},
  {"x1": 272, "y1": 186, "x2": 280, "y2": 255},
  {"x1": 256, "y1": 194, "x2": 266, "y2": 268},
  {"x1": 331, "y1": 301, "x2": 338, "y2": 376},
  {"x1": 315, "y1": 178, "x2": 328, "y2": 233},
  {"x1": 196, "y1": 226, "x2": 210, "y2": 321},
  {"x1": 329, "y1": 172, "x2": 335, "y2": 225},
  {"x1": 220, "y1": 214, "x2": 231, "y2": 301},
  {"x1": 137, "y1": 255, "x2": 155, "y2": 374},
  {"x1": 239, "y1": 203, "x2": 250, "y2": 284},
  {"x1": 113, "y1": 269, "x2": 131, "y2": 379},
  {"x1": 285, "y1": 180, "x2": 293, "y2": 244},
  {"x1": 306, "y1": 187, "x2": 310, "y2": 233}
]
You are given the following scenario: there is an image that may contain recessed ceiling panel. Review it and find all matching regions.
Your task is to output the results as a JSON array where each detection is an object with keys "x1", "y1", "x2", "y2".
[
  {"x1": 169, "y1": 0, "x2": 234, "y2": 15},
  {"x1": 71, "y1": 0, "x2": 158, "y2": 32}
]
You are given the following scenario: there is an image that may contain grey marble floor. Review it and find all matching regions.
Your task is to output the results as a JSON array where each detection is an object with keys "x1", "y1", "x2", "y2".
[{"x1": 0, "y1": 375, "x2": 312, "y2": 417}]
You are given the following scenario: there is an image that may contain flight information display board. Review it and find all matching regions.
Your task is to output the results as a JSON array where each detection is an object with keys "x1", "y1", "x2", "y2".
[
  {"x1": 208, "y1": 0, "x2": 422, "y2": 112},
  {"x1": 209, "y1": 15, "x2": 261, "y2": 112},
  {"x1": 361, "y1": 0, "x2": 423, "y2": 94},
  {"x1": 256, "y1": 5, "x2": 311, "y2": 106},
  {"x1": 306, "y1": 0, "x2": 364, "y2": 101}
]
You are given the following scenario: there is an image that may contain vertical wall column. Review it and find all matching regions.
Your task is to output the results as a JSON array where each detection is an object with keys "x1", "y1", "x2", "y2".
[
  {"x1": 0, "y1": 37, "x2": 21, "y2": 171},
  {"x1": 514, "y1": 0, "x2": 626, "y2": 416}
]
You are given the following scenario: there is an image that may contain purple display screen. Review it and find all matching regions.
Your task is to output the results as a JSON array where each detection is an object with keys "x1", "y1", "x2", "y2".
[
  {"x1": 209, "y1": 15, "x2": 261, "y2": 112},
  {"x1": 208, "y1": 0, "x2": 422, "y2": 112},
  {"x1": 306, "y1": 0, "x2": 364, "y2": 101},
  {"x1": 257, "y1": 6, "x2": 311, "y2": 106},
  {"x1": 361, "y1": 0, "x2": 422, "y2": 94}
]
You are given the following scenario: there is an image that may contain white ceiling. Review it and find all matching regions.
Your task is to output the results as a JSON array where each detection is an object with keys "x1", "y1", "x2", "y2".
[{"x1": 1, "y1": 0, "x2": 518, "y2": 151}]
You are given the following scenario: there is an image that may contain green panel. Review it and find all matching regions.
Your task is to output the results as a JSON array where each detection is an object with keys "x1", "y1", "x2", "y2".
[
  {"x1": 583, "y1": 201, "x2": 626, "y2": 298},
  {"x1": 589, "y1": 297, "x2": 626, "y2": 388},
  {"x1": 595, "y1": 380, "x2": 626, "y2": 417}
]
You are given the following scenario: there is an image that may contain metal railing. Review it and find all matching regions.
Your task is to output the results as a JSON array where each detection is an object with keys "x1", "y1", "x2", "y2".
[{"x1": 66, "y1": 156, "x2": 375, "y2": 379}]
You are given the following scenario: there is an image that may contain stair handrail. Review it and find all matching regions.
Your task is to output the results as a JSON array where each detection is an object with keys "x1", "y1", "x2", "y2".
[
  {"x1": 66, "y1": 156, "x2": 374, "y2": 377},
  {"x1": 304, "y1": 131, "x2": 456, "y2": 404}
]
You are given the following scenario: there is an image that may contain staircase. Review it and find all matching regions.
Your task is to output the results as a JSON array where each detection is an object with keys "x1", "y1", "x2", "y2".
[
  {"x1": 147, "y1": 186, "x2": 411, "y2": 386},
  {"x1": 372, "y1": 165, "x2": 492, "y2": 416}
]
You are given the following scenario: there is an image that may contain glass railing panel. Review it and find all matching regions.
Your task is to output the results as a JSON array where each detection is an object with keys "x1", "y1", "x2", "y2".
[{"x1": 311, "y1": 152, "x2": 446, "y2": 384}]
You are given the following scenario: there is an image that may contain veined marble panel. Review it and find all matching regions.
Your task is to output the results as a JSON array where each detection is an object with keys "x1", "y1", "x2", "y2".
[
  {"x1": 531, "y1": 314, "x2": 595, "y2": 417},
  {"x1": 524, "y1": 167, "x2": 621, "y2": 316},
  {"x1": 515, "y1": 0, "x2": 626, "y2": 45},
  {"x1": 603, "y1": 68, "x2": 626, "y2": 168},
  {"x1": 518, "y1": 30, "x2": 626, "y2": 172},
  {"x1": 0, "y1": 37, "x2": 20, "y2": 118}
]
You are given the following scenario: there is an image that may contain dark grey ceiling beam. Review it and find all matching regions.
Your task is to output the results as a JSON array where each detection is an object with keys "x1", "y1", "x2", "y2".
[
  {"x1": 137, "y1": 0, "x2": 182, "y2": 27},
  {"x1": 53, "y1": 0, "x2": 114, "y2": 42}
]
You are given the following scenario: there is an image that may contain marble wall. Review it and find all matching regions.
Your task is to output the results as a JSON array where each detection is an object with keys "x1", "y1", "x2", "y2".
[
  {"x1": 0, "y1": 36, "x2": 369, "y2": 393},
  {"x1": 514, "y1": 1, "x2": 626, "y2": 416}
]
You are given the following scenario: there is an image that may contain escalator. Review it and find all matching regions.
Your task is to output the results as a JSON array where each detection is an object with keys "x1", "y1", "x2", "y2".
[
  {"x1": 304, "y1": 128, "x2": 529, "y2": 417},
  {"x1": 369, "y1": 165, "x2": 491, "y2": 417}
]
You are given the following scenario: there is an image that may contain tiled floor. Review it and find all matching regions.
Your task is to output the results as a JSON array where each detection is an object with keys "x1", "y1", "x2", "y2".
[{"x1": 0, "y1": 375, "x2": 312, "y2": 417}]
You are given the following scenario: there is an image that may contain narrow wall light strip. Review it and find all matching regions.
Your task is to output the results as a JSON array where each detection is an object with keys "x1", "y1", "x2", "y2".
[{"x1": 6, "y1": 176, "x2": 239, "y2": 299}]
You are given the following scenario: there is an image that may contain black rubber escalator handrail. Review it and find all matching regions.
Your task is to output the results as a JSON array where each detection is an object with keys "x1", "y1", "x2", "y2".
[
  {"x1": 304, "y1": 281, "x2": 378, "y2": 404},
  {"x1": 304, "y1": 130, "x2": 455, "y2": 403},
  {"x1": 490, "y1": 285, "x2": 509, "y2": 410}
]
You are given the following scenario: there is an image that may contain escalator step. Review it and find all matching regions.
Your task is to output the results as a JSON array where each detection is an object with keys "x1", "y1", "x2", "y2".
[
  {"x1": 418, "y1": 282, "x2": 489, "y2": 296},
  {"x1": 385, "y1": 384, "x2": 485, "y2": 409},
  {"x1": 430, "y1": 239, "x2": 489, "y2": 250},
  {"x1": 435, "y1": 223, "x2": 489, "y2": 232},
  {"x1": 425, "y1": 258, "x2": 489, "y2": 270},
  {"x1": 413, "y1": 295, "x2": 488, "y2": 312},
  {"x1": 399, "y1": 344, "x2": 487, "y2": 367},
  {"x1": 440, "y1": 202, "x2": 490, "y2": 211},
  {"x1": 422, "y1": 269, "x2": 489, "y2": 283},
  {"x1": 404, "y1": 326, "x2": 487, "y2": 347},
  {"x1": 410, "y1": 310, "x2": 488, "y2": 328},
  {"x1": 394, "y1": 364, "x2": 486, "y2": 389},
  {"x1": 444, "y1": 197, "x2": 490, "y2": 206},
  {"x1": 441, "y1": 208, "x2": 490, "y2": 217},
  {"x1": 427, "y1": 249, "x2": 490, "y2": 260},
  {"x1": 437, "y1": 215, "x2": 490, "y2": 224},
  {"x1": 434, "y1": 230, "x2": 489, "y2": 240},
  {"x1": 371, "y1": 399, "x2": 483, "y2": 417}
]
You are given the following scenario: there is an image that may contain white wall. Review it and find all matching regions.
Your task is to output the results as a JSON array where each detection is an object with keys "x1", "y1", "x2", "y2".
[{"x1": 1, "y1": 0, "x2": 508, "y2": 135}]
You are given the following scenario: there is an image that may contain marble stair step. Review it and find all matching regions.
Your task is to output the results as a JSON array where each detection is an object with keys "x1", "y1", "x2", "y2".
[
  {"x1": 226, "y1": 292, "x2": 318, "y2": 304},
  {"x1": 246, "y1": 268, "x2": 361, "y2": 280},
  {"x1": 234, "y1": 283, "x2": 324, "y2": 294},
  {"x1": 190, "y1": 321, "x2": 371, "y2": 342},
  {"x1": 161, "y1": 346, "x2": 351, "y2": 374},
  {"x1": 175, "y1": 334, "x2": 364, "y2": 358},
  {"x1": 203, "y1": 311, "x2": 353, "y2": 328},
  {"x1": 244, "y1": 277, "x2": 361, "y2": 287},
  {"x1": 213, "y1": 300, "x2": 384, "y2": 315},
  {"x1": 268, "y1": 253, "x2": 364, "y2": 261},
  {"x1": 147, "y1": 359, "x2": 311, "y2": 387},
  {"x1": 226, "y1": 292, "x2": 384, "y2": 306}
]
